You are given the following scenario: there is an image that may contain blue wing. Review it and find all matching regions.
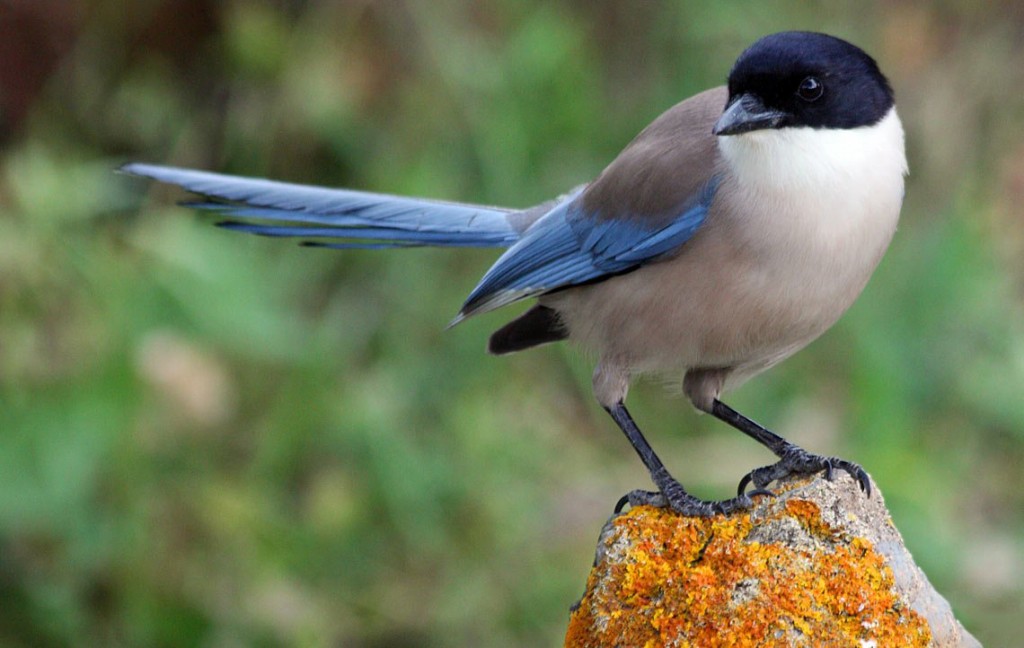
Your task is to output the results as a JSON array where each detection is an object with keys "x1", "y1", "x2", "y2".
[
  {"x1": 454, "y1": 176, "x2": 721, "y2": 322},
  {"x1": 120, "y1": 163, "x2": 520, "y2": 249}
]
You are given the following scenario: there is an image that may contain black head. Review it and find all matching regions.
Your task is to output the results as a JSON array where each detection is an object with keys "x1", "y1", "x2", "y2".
[{"x1": 714, "y1": 32, "x2": 894, "y2": 136}]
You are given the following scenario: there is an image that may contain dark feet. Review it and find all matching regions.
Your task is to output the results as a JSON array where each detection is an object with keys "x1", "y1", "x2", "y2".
[
  {"x1": 615, "y1": 477, "x2": 773, "y2": 517},
  {"x1": 709, "y1": 400, "x2": 871, "y2": 499},
  {"x1": 736, "y1": 446, "x2": 871, "y2": 497}
]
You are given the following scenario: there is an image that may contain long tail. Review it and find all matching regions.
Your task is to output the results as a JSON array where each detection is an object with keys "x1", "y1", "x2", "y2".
[{"x1": 119, "y1": 163, "x2": 521, "y2": 250}]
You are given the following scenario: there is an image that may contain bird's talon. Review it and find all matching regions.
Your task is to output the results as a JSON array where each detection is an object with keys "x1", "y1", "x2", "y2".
[
  {"x1": 737, "y1": 472, "x2": 754, "y2": 497},
  {"x1": 614, "y1": 484, "x2": 758, "y2": 517},
  {"x1": 613, "y1": 494, "x2": 631, "y2": 513},
  {"x1": 823, "y1": 461, "x2": 836, "y2": 481},
  {"x1": 736, "y1": 451, "x2": 870, "y2": 497}
]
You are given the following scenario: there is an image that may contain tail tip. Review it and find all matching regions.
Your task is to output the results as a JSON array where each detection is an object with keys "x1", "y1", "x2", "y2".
[{"x1": 445, "y1": 312, "x2": 468, "y2": 330}]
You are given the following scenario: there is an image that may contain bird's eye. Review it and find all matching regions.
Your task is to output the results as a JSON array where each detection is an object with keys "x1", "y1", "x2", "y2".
[{"x1": 796, "y1": 76, "x2": 824, "y2": 102}]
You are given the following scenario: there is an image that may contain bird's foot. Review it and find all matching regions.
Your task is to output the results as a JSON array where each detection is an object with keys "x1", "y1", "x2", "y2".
[
  {"x1": 615, "y1": 478, "x2": 773, "y2": 517},
  {"x1": 737, "y1": 446, "x2": 871, "y2": 497}
]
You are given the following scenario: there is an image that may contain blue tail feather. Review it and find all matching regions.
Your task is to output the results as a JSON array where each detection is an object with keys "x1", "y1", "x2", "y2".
[{"x1": 121, "y1": 163, "x2": 521, "y2": 250}]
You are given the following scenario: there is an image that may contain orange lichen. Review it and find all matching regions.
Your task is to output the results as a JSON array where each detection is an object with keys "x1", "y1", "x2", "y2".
[
  {"x1": 565, "y1": 496, "x2": 932, "y2": 648},
  {"x1": 784, "y1": 499, "x2": 838, "y2": 540}
]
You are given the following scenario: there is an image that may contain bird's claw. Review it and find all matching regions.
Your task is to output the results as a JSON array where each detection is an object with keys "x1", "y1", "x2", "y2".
[
  {"x1": 615, "y1": 481, "x2": 773, "y2": 517},
  {"x1": 737, "y1": 449, "x2": 871, "y2": 497}
]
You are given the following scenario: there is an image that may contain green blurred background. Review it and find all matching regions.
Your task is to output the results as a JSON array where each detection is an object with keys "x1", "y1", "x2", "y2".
[{"x1": 2, "y1": 1, "x2": 1023, "y2": 645}]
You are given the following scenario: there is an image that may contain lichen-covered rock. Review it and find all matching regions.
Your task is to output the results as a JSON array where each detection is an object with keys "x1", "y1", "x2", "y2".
[{"x1": 565, "y1": 474, "x2": 979, "y2": 648}]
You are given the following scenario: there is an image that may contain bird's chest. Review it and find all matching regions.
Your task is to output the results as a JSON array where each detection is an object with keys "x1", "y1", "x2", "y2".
[
  {"x1": 550, "y1": 184, "x2": 902, "y2": 373},
  {"x1": 553, "y1": 118, "x2": 907, "y2": 373},
  {"x1": 714, "y1": 122, "x2": 906, "y2": 328},
  {"x1": 736, "y1": 184, "x2": 898, "y2": 302}
]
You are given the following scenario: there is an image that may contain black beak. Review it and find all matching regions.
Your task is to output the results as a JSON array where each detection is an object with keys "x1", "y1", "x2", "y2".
[{"x1": 713, "y1": 94, "x2": 789, "y2": 136}]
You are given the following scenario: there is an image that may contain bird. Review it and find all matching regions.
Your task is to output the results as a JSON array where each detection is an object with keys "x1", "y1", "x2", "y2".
[{"x1": 121, "y1": 31, "x2": 907, "y2": 517}]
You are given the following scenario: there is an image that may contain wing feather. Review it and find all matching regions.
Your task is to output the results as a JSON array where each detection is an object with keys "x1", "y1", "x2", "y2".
[{"x1": 455, "y1": 177, "x2": 720, "y2": 321}]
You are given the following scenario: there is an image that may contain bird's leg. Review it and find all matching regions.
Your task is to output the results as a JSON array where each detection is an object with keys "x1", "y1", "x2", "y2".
[
  {"x1": 710, "y1": 400, "x2": 871, "y2": 497},
  {"x1": 605, "y1": 402, "x2": 762, "y2": 516}
]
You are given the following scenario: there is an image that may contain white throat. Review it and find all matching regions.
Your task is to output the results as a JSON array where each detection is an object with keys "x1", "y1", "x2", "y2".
[{"x1": 717, "y1": 107, "x2": 908, "y2": 193}]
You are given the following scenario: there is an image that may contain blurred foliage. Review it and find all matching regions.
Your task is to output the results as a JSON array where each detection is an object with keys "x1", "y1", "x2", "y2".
[{"x1": 1, "y1": 0, "x2": 1023, "y2": 646}]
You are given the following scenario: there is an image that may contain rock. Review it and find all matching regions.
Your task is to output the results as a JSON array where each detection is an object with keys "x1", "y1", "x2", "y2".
[{"x1": 565, "y1": 474, "x2": 980, "y2": 647}]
